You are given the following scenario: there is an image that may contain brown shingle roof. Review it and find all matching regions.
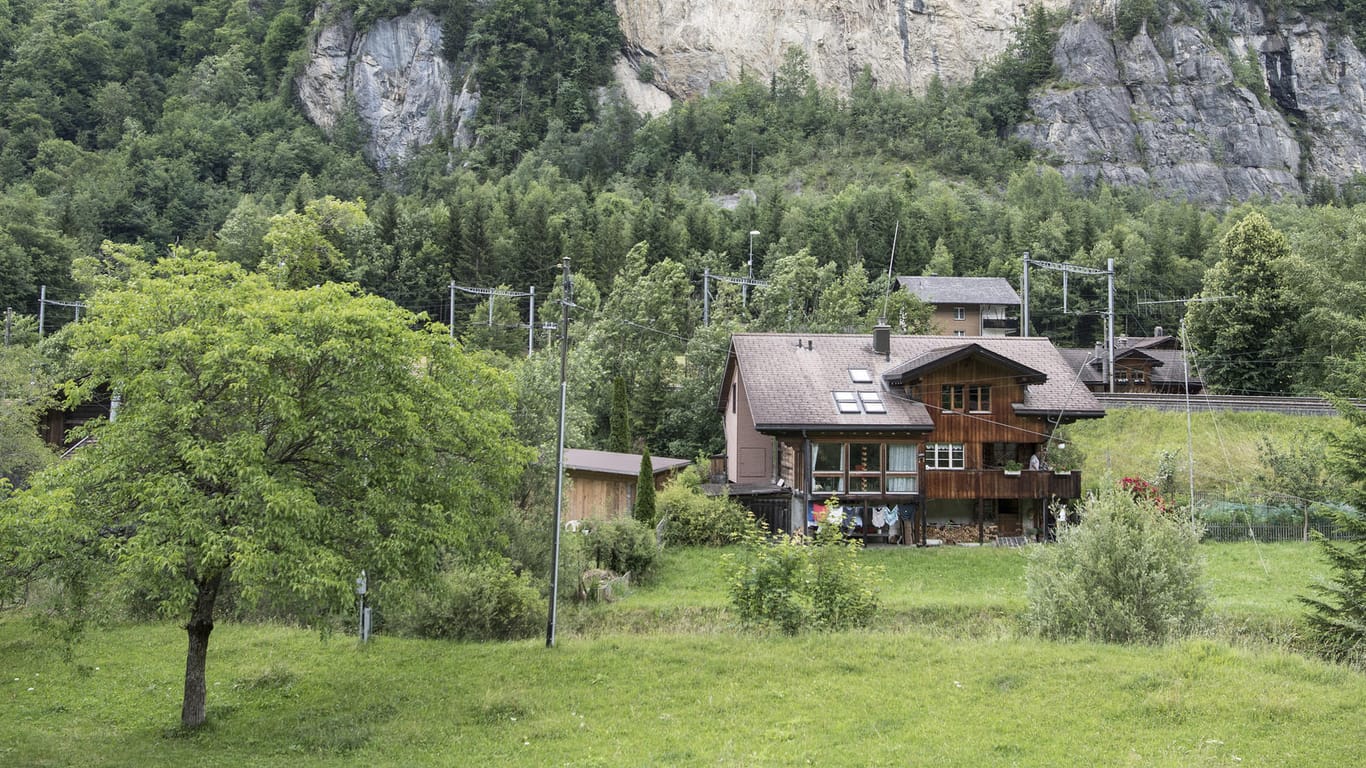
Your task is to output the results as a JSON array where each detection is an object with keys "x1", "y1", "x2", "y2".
[
  {"x1": 563, "y1": 449, "x2": 691, "y2": 476},
  {"x1": 726, "y1": 333, "x2": 1103, "y2": 432}
]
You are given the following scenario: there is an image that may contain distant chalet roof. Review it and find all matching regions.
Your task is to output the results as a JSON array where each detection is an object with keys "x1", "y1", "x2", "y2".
[
  {"x1": 1058, "y1": 346, "x2": 1201, "y2": 387},
  {"x1": 722, "y1": 333, "x2": 1104, "y2": 434},
  {"x1": 896, "y1": 276, "x2": 1022, "y2": 305},
  {"x1": 563, "y1": 448, "x2": 690, "y2": 477}
]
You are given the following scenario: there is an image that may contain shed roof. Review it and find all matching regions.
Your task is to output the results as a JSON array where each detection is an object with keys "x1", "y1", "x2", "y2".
[
  {"x1": 896, "y1": 276, "x2": 1022, "y2": 305},
  {"x1": 563, "y1": 448, "x2": 691, "y2": 477}
]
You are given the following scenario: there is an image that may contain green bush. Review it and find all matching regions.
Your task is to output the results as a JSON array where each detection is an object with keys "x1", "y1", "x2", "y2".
[
  {"x1": 580, "y1": 518, "x2": 659, "y2": 580},
  {"x1": 1026, "y1": 487, "x2": 1208, "y2": 644},
  {"x1": 658, "y1": 480, "x2": 757, "y2": 546},
  {"x1": 726, "y1": 522, "x2": 883, "y2": 634},
  {"x1": 387, "y1": 560, "x2": 545, "y2": 642}
]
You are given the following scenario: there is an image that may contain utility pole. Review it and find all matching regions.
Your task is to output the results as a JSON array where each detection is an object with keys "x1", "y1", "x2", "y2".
[
  {"x1": 527, "y1": 286, "x2": 535, "y2": 356},
  {"x1": 745, "y1": 230, "x2": 759, "y2": 310},
  {"x1": 1020, "y1": 255, "x2": 1115, "y2": 389},
  {"x1": 702, "y1": 267, "x2": 710, "y2": 326},
  {"x1": 449, "y1": 281, "x2": 455, "y2": 339},
  {"x1": 546, "y1": 257, "x2": 570, "y2": 649},
  {"x1": 4, "y1": 307, "x2": 11, "y2": 346},
  {"x1": 38, "y1": 285, "x2": 45, "y2": 338}
]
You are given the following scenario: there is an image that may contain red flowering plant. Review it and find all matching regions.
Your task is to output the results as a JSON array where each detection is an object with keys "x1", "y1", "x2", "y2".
[{"x1": 1119, "y1": 476, "x2": 1169, "y2": 514}]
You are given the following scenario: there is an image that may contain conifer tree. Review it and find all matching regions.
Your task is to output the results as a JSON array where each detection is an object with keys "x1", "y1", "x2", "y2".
[
  {"x1": 634, "y1": 446, "x2": 656, "y2": 524},
  {"x1": 609, "y1": 376, "x2": 631, "y2": 453}
]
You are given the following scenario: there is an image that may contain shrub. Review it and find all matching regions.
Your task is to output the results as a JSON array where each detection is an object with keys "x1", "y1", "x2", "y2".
[
  {"x1": 1025, "y1": 487, "x2": 1208, "y2": 644},
  {"x1": 387, "y1": 560, "x2": 545, "y2": 642},
  {"x1": 657, "y1": 479, "x2": 757, "y2": 546},
  {"x1": 580, "y1": 518, "x2": 659, "y2": 580},
  {"x1": 726, "y1": 522, "x2": 883, "y2": 634}
]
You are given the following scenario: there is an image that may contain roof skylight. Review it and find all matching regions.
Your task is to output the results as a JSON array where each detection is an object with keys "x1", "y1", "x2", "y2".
[
  {"x1": 849, "y1": 368, "x2": 873, "y2": 383},
  {"x1": 834, "y1": 390, "x2": 886, "y2": 414}
]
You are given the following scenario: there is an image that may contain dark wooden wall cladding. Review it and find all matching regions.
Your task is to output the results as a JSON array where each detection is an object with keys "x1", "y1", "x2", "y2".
[
  {"x1": 924, "y1": 469, "x2": 1080, "y2": 501},
  {"x1": 911, "y1": 359, "x2": 1049, "y2": 447}
]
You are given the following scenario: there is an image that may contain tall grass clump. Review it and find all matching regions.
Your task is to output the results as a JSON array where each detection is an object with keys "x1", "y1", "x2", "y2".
[
  {"x1": 657, "y1": 475, "x2": 757, "y2": 546},
  {"x1": 726, "y1": 513, "x2": 884, "y2": 634},
  {"x1": 1026, "y1": 486, "x2": 1208, "y2": 644},
  {"x1": 580, "y1": 518, "x2": 660, "y2": 579},
  {"x1": 386, "y1": 559, "x2": 545, "y2": 641}
]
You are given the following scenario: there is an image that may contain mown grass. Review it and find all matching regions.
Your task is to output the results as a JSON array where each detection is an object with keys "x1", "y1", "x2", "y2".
[{"x1": 3, "y1": 542, "x2": 1359, "y2": 767}]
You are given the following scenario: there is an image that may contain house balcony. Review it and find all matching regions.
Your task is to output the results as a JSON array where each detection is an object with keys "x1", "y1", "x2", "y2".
[
  {"x1": 922, "y1": 469, "x2": 1080, "y2": 501},
  {"x1": 981, "y1": 317, "x2": 1019, "y2": 334}
]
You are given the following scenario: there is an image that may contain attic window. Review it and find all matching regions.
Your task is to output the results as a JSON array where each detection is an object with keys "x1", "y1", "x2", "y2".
[
  {"x1": 860, "y1": 392, "x2": 887, "y2": 413},
  {"x1": 849, "y1": 368, "x2": 873, "y2": 383},
  {"x1": 834, "y1": 391, "x2": 861, "y2": 413},
  {"x1": 834, "y1": 391, "x2": 885, "y2": 414}
]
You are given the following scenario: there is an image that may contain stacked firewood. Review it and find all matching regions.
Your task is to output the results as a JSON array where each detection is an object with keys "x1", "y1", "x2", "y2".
[{"x1": 925, "y1": 524, "x2": 999, "y2": 544}]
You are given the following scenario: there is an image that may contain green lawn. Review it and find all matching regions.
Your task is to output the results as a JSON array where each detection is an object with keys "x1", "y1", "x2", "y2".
[{"x1": 3, "y1": 542, "x2": 1361, "y2": 767}]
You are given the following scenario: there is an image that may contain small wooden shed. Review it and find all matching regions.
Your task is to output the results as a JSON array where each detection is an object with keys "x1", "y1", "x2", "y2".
[{"x1": 564, "y1": 449, "x2": 691, "y2": 521}]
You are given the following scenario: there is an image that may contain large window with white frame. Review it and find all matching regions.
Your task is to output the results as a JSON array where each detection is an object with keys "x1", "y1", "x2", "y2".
[{"x1": 924, "y1": 442, "x2": 964, "y2": 470}]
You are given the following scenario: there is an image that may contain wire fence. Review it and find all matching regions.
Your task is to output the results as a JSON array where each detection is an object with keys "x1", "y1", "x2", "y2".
[{"x1": 1200, "y1": 522, "x2": 1349, "y2": 543}]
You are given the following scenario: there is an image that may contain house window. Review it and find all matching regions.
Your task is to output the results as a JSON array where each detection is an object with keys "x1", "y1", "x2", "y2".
[
  {"x1": 886, "y1": 443, "x2": 918, "y2": 493},
  {"x1": 941, "y1": 384, "x2": 964, "y2": 411},
  {"x1": 812, "y1": 443, "x2": 845, "y2": 493},
  {"x1": 849, "y1": 368, "x2": 873, "y2": 383},
  {"x1": 967, "y1": 385, "x2": 990, "y2": 413},
  {"x1": 925, "y1": 442, "x2": 964, "y2": 470},
  {"x1": 848, "y1": 442, "x2": 882, "y2": 494},
  {"x1": 953, "y1": 330, "x2": 966, "y2": 337},
  {"x1": 954, "y1": 306, "x2": 966, "y2": 320},
  {"x1": 811, "y1": 442, "x2": 919, "y2": 495},
  {"x1": 835, "y1": 390, "x2": 886, "y2": 414},
  {"x1": 1133, "y1": 371, "x2": 1146, "y2": 384},
  {"x1": 860, "y1": 391, "x2": 887, "y2": 414},
  {"x1": 833, "y1": 391, "x2": 861, "y2": 414}
]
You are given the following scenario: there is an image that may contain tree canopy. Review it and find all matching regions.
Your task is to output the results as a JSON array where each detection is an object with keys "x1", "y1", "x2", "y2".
[{"x1": 1, "y1": 251, "x2": 528, "y2": 727}]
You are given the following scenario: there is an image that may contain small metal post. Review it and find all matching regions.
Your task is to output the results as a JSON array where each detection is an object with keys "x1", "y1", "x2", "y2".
[
  {"x1": 527, "y1": 286, "x2": 535, "y2": 356},
  {"x1": 355, "y1": 571, "x2": 368, "y2": 642},
  {"x1": 38, "y1": 285, "x2": 45, "y2": 338}
]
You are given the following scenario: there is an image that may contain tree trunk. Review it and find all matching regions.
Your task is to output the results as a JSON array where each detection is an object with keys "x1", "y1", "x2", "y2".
[{"x1": 181, "y1": 572, "x2": 222, "y2": 729}]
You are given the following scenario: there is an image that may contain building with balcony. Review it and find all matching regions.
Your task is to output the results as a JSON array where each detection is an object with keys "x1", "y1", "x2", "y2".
[
  {"x1": 896, "y1": 276, "x2": 1021, "y2": 337},
  {"x1": 718, "y1": 329, "x2": 1104, "y2": 544}
]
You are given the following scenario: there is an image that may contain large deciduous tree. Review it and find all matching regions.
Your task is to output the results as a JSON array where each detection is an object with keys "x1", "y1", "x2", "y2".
[
  {"x1": 1, "y1": 253, "x2": 528, "y2": 728},
  {"x1": 1184, "y1": 212, "x2": 1298, "y2": 394}
]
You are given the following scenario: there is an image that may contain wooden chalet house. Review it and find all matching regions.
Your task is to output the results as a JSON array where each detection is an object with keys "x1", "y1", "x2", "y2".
[
  {"x1": 896, "y1": 276, "x2": 1021, "y2": 337},
  {"x1": 719, "y1": 328, "x2": 1104, "y2": 544},
  {"x1": 1058, "y1": 328, "x2": 1204, "y2": 395}
]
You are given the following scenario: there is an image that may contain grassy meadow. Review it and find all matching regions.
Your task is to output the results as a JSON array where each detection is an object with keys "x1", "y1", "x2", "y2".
[
  {"x1": 1062, "y1": 408, "x2": 1344, "y2": 499},
  {"x1": 4, "y1": 542, "x2": 1363, "y2": 767}
]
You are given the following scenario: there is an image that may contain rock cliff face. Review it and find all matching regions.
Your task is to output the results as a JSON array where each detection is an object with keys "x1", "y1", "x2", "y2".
[
  {"x1": 295, "y1": 1, "x2": 1366, "y2": 201},
  {"x1": 1017, "y1": 2, "x2": 1366, "y2": 202},
  {"x1": 296, "y1": 9, "x2": 478, "y2": 170},
  {"x1": 613, "y1": 0, "x2": 1068, "y2": 103}
]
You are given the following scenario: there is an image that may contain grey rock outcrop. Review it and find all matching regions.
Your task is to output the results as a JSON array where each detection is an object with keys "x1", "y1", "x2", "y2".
[
  {"x1": 611, "y1": 0, "x2": 1071, "y2": 111},
  {"x1": 297, "y1": 9, "x2": 477, "y2": 170},
  {"x1": 1019, "y1": 3, "x2": 1366, "y2": 201}
]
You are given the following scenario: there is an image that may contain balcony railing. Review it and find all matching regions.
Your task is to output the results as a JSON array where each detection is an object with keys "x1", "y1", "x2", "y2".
[{"x1": 923, "y1": 469, "x2": 1080, "y2": 500}]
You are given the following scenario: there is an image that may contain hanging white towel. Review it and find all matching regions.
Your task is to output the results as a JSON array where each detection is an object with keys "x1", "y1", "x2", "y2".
[{"x1": 871, "y1": 505, "x2": 887, "y2": 528}]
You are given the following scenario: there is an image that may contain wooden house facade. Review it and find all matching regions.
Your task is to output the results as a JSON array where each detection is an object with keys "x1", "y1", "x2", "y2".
[
  {"x1": 719, "y1": 330, "x2": 1104, "y2": 544},
  {"x1": 1058, "y1": 330, "x2": 1204, "y2": 395}
]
